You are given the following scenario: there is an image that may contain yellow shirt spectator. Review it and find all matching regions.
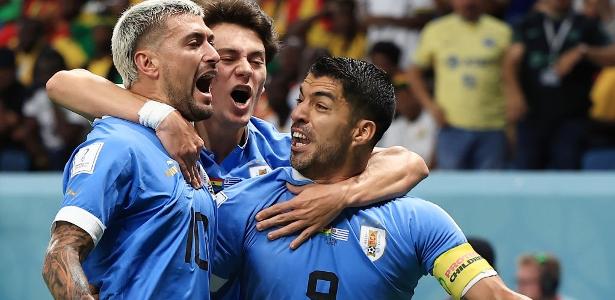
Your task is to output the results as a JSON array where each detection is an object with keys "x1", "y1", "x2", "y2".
[{"x1": 413, "y1": 14, "x2": 511, "y2": 130}]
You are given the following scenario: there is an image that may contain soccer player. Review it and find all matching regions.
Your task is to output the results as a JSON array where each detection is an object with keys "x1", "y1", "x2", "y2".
[
  {"x1": 46, "y1": 0, "x2": 428, "y2": 249},
  {"x1": 213, "y1": 57, "x2": 531, "y2": 300},
  {"x1": 41, "y1": 1, "x2": 219, "y2": 299}
]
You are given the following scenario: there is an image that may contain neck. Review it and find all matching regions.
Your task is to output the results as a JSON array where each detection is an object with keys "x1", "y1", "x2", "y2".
[
  {"x1": 545, "y1": 6, "x2": 571, "y2": 19},
  {"x1": 130, "y1": 81, "x2": 170, "y2": 105},
  {"x1": 197, "y1": 118, "x2": 247, "y2": 163},
  {"x1": 301, "y1": 147, "x2": 371, "y2": 184}
]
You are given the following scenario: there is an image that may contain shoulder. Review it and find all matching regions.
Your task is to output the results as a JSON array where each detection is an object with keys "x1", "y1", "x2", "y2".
[
  {"x1": 249, "y1": 117, "x2": 291, "y2": 142},
  {"x1": 90, "y1": 117, "x2": 158, "y2": 148},
  {"x1": 217, "y1": 167, "x2": 293, "y2": 206},
  {"x1": 423, "y1": 15, "x2": 454, "y2": 33}
]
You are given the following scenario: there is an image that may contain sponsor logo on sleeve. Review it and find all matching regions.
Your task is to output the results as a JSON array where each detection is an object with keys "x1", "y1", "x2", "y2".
[
  {"x1": 360, "y1": 226, "x2": 386, "y2": 261},
  {"x1": 71, "y1": 142, "x2": 104, "y2": 178}
]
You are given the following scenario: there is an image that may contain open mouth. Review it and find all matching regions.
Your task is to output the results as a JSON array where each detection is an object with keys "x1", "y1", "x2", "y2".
[
  {"x1": 196, "y1": 72, "x2": 215, "y2": 94},
  {"x1": 291, "y1": 131, "x2": 310, "y2": 147},
  {"x1": 230, "y1": 86, "x2": 251, "y2": 104}
]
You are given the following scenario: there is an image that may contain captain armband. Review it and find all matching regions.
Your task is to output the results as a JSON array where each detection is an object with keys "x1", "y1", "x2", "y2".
[{"x1": 433, "y1": 243, "x2": 497, "y2": 300}]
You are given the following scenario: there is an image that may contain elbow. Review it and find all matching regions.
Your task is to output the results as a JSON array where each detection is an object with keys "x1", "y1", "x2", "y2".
[
  {"x1": 46, "y1": 70, "x2": 70, "y2": 103},
  {"x1": 392, "y1": 146, "x2": 429, "y2": 182}
]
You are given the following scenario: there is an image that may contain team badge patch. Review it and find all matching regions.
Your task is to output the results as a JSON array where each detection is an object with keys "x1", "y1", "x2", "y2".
[
  {"x1": 360, "y1": 226, "x2": 386, "y2": 261},
  {"x1": 249, "y1": 165, "x2": 272, "y2": 178},
  {"x1": 71, "y1": 142, "x2": 104, "y2": 177}
]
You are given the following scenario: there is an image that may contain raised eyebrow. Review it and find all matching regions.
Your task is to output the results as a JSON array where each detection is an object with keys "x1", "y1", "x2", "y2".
[{"x1": 312, "y1": 91, "x2": 336, "y2": 101}]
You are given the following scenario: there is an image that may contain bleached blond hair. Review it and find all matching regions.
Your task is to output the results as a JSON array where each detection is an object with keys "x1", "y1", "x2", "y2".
[{"x1": 111, "y1": 0, "x2": 204, "y2": 88}]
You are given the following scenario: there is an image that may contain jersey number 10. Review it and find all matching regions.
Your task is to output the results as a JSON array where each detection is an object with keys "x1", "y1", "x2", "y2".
[{"x1": 184, "y1": 209, "x2": 209, "y2": 270}]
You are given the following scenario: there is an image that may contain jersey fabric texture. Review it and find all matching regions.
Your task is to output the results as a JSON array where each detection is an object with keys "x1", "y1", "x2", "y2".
[
  {"x1": 53, "y1": 117, "x2": 217, "y2": 299},
  {"x1": 414, "y1": 14, "x2": 511, "y2": 130},
  {"x1": 213, "y1": 167, "x2": 468, "y2": 299},
  {"x1": 201, "y1": 117, "x2": 291, "y2": 193}
]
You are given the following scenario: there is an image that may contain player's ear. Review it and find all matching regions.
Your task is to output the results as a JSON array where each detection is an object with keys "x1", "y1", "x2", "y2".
[
  {"x1": 134, "y1": 49, "x2": 159, "y2": 80},
  {"x1": 351, "y1": 119, "x2": 376, "y2": 146}
]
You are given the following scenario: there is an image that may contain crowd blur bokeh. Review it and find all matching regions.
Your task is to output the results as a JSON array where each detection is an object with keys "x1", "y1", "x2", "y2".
[{"x1": 1, "y1": 0, "x2": 615, "y2": 171}]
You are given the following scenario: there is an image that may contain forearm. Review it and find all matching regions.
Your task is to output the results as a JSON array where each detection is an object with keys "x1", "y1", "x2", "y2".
[
  {"x1": 345, "y1": 146, "x2": 428, "y2": 207},
  {"x1": 585, "y1": 44, "x2": 615, "y2": 66},
  {"x1": 46, "y1": 69, "x2": 147, "y2": 122},
  {"x1": 42, "y1": 222, "x2": 95, "y2": 300}
]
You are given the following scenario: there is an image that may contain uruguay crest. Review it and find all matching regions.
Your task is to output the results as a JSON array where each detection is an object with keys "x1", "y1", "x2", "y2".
[{"x1": 360, "y1": 226, "x2": 386, "y2": 261}]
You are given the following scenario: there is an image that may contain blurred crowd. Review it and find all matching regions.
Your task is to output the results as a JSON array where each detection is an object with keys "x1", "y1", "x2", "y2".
[{"x1": 1, "y1": 0, "x2": 615, "y2": 171}]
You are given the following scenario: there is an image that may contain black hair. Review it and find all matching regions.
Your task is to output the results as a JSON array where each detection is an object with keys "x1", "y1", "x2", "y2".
[{"x1": 309, "y1": 56, "x2": 396, "y2": 145}]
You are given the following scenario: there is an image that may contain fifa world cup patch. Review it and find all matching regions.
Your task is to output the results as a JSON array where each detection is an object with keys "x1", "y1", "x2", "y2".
[
  {"x1": 71, "y1": 142, "x2": 104, "y2": 177},
  {"x1": 360, "y1": 226, "x2": 386, "y2": 261}
]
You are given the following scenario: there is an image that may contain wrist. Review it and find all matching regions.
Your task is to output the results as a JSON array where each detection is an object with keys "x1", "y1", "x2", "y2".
[{"x1": 137, "y1": 100, "x2": 176, "y2": 130}]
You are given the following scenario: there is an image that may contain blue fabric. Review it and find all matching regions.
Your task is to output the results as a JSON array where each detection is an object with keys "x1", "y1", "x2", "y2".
[
  {"x1": 436, "y1": 126, "x2": 507, "y2": 169},
  {"x1": 213, "y1": 167, "x2": 466, "y2": 299},
  {"x1": 201, "y1": 117, "x2": 291, "y2": 193},
  {"x1": 515, "y1": 117, "x2": 587, "y2": 169},
  {"x1": 61, "y1": 117, "x2": 216, "y2": 299}
]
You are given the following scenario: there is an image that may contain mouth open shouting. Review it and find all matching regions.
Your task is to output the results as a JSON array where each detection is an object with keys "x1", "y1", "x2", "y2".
[{"x1": 195, "y1": 70, "x2": 216, "y2": 104}]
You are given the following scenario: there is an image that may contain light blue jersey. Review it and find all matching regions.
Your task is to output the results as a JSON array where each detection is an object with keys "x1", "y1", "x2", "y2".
[
  {"x1": 201, "y1": 117, "x2": 290, "y2": 193},
  {"x1": 54, "y1": 117, "x2": 216, "y2": 299},
  {"x1": 213, "y1": 167, "x2": 467, "y2": 299}
]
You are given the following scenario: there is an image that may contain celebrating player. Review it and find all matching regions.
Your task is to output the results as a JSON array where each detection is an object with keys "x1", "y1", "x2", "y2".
[
  {"x1": 42, "y1": 1, "x2": 219, "y2": 299},
  {"x1": 46, "y1": 0, "x2": 429, "y2": 249},
  {"x1": 213, "y1": 56, "x2": 531, "y2": 300}
]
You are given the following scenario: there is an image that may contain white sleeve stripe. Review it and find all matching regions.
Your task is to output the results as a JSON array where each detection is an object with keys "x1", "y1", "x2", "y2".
[
  {"x1": 461, "y1": 269, "x2": 498, "y2": 297},
  {"x1": 53, "y1": 206, "x2": 106, "y2": 246}
]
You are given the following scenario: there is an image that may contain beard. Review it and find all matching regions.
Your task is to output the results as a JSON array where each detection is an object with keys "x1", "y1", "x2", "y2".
[
  {"x1": 291, "y1": 126, "x2": 353, "y2": 179},
  {"x1": 162, "y1": 68, "x2": 213, "y2": 122}
]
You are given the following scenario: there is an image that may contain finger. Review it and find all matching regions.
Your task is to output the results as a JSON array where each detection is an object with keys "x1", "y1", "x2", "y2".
[
  {"x1": 178, "y1": 160, "x2": 194, "y2": 187},
  {"x1": 286, "y1": 182, "x2": 310, "y2": 195},
  {"x1": 255, "y1": 201, "x2": 292, "y2": 222},
  {"x1": 290, "y1": 224, "x2": 320, "y2": 250},
  {"x1": 256, "y1": 209, "x2": 298, "y2": 231},
  {"x1": 267, "y1": 220, "x2": 305, "y2": 241},
  {"x1": 191, "y1": 164, "x2": 202, "y2": 189}
]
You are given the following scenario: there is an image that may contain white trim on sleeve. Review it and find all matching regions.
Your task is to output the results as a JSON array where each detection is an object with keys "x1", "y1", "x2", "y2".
[
  {"x1": 461, "y1": 269, "x2": 498, "y2": 297},
  {"x1": 53, "y1": 206, "x2": 106, "y2": 246}
]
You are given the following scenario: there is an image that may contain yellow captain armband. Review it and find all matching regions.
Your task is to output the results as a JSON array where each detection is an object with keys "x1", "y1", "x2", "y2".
[{"x1": 433, "y1": 243, "x2": 497, "y2": 300}]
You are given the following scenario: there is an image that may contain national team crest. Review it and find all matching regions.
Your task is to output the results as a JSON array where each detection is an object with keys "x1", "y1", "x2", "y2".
[{"x1": 360, "y1": 226, "x2": 386, "y2": 261}]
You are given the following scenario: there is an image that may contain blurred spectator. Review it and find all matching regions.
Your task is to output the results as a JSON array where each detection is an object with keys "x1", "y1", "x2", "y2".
[
  {"x1": 21, "y1": 47, "x2": 89, "y2": 170},
  {"x1": 258, "y1": 0, "x2": 323, "y2": 37},
  {"x1": 516, "y1": 253, "x2": 575, "y2": 300},
  {"x1": 289, "y1": 0, "x2": 367, "y2": 59},
  {"x1": 505, "y1": 0, "x2": 539, "y2": 24},
  {"x1": 358, "y1": 0, "x2": 435, "y2": 68},
  {"x1": 14, "y1": 17, "x2": 45, "y2": 86},
  {"x1": 408, "y1": 0, "x2": 511, "y2": 170},
  {"x1": 504, "y1": 0, "x2": 612, "y2": 169},
  {"x1": 87, "y1": 22, "x2": 121, "y2": 82},
  {"x1": 371, "y1": 42, "x2": 437, "y2": 166},
  {"x1": 0, "y1": 47, "x2": 30, "y2": 170}
]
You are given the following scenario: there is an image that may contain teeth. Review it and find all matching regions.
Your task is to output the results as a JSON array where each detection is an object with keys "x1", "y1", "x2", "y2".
[{"x1": 292, "y1": 132, "x2": 307, "y2": 139}]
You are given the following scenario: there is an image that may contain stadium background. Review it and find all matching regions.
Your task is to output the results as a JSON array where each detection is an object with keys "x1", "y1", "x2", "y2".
[{"x1": 1, "y1": 0, "x2": 615, "y2": 299}]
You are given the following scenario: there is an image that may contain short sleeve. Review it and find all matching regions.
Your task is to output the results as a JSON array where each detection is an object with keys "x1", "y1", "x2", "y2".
[
  {"x1": 54, "y1": 137, "x2": 133, "y2": 245},
  {"x1": 409, "y1": 200, "x2": 467, "y2": 275},
  {"x1": 413, "y1": 23, "x2": 437, "y2": 68}
]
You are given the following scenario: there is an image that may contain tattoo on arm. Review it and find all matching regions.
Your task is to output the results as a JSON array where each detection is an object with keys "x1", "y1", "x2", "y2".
[{"x1": 42, "y1": 221, "x2": 96, "y2": 300}]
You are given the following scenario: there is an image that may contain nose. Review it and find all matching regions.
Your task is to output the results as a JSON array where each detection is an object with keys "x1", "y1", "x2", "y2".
[
  {"x1": 235, "y1": 57, "x2": 253, "y2": 79},
  {"x1": 204, "y1": 42, "x2": 220, "y2": 66},
  {"x1": 290, "y1": 99, "x2": 308, "y2": 124}
]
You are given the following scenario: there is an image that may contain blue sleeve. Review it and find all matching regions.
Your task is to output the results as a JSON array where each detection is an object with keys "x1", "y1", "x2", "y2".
[
  {"x1": 250, "y1": 117, "x2": 291, "y2": 169},
  {"x1": 409, "y1": 199, "x2": 467, "y2": 275},
  {"x1": 57, "y1": 135, "x2": 134, "y2": 243}
]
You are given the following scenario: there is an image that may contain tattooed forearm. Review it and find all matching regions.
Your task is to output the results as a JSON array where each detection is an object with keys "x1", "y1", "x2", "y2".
[{"x1": 42, "y1": 221, "x2": 96, "y2": 300}]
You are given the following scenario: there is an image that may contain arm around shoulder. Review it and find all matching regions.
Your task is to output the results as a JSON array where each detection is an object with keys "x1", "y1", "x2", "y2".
[{"x1": 46, "y1": 69, "x2": 147, "y2": 122}]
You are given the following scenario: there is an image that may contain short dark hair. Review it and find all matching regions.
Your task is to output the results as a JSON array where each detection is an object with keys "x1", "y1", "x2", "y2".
[
  {"x1": 369, "y1": 41, "x2": 401, "y2": 66},
  {"x1": 200, "y1": 0, "x2": 279, "y2": 63},
  {"x1": 308, "y1": 56, "x2": 396, "y2": 145}
]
